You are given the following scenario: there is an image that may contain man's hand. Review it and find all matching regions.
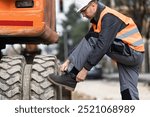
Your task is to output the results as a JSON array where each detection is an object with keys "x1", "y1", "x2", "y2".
[
  {"x1": 76, "y1": 67, "x2": 88, "y2": 82},
  {"x1": 60, "y1": 59, "x2": 70, "y2": 72}
]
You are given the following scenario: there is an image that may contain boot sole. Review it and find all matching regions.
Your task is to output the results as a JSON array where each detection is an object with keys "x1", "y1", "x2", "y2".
[{"x1": 48, "y1": 77, "x2": 75, "y2": 91}]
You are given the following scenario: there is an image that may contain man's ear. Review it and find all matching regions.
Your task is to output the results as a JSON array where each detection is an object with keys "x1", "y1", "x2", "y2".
[{"x1": 91, "y1": 2, "x2": 97, "y2": 8}]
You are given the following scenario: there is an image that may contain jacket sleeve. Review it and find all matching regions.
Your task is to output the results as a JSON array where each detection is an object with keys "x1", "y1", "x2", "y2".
[{"x1": 84, "y1": 14, "x2": 125, "y2": 71}]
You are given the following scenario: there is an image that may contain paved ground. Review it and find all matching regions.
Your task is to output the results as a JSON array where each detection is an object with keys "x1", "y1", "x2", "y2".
[{"x1": 73, "y1": 79, "x2": 150, "y2": 100}]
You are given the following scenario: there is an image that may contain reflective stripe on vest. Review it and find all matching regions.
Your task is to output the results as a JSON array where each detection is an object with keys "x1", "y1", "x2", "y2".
[{"x1": 92, "y1": 6, "x2": 144, "y2": 52}]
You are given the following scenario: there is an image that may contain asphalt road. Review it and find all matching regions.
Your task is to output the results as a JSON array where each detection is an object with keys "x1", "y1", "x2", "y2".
[{"x1": 73, "y1": 79, "x2": 150, "y2": 100}]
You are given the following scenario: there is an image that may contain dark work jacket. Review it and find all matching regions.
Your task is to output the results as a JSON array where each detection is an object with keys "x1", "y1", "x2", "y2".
[{"x1": 84, "y1": 2, "x2": 126, "y2": 71}]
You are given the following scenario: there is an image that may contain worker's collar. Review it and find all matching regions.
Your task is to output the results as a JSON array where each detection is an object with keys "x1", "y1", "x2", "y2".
[{"x1": 90, "y1": 2, "x2": 105, "y2": 24}]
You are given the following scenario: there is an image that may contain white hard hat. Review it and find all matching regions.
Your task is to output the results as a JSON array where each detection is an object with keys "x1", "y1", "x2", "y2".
[{"x1": 74, "y1": 0, "x2": 93, "y2": 12}]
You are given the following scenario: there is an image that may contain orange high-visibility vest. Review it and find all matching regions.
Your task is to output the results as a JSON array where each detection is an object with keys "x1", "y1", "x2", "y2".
[{"x1": 92, "y1": 6, "x2": 144, "y2": 52}]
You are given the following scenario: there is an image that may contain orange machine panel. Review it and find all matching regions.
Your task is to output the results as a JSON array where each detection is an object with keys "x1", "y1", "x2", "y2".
[{"x1": 0, "y1": 0, "x2": 45, "y2": 36}]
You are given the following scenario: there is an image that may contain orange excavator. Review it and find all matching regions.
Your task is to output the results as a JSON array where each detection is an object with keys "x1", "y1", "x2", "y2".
[{"x1": 0, "y1": 0, "x2": 64, "y2": 100}]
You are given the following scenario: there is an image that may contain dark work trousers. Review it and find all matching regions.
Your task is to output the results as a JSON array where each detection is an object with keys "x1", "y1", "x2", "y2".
[
  {"x1": 68, "y1": 38, "x2": 144, "y2": 100},
  {"x1": 107, "y1": 49, "x2": 144, "y2": 100},
  {"x1": 68, "y1": 37, "x2": 95, "y2": 71}
]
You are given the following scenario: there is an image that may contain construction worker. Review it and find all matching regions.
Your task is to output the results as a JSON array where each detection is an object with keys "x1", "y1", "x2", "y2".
[{"x1": 48, "y1": 0, "x2": 144, "y2": 100}]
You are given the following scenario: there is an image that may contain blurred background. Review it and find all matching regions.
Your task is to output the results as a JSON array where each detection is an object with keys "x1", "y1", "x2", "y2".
[{"x1": 2, "y1": 0, "x2": 150, "y2": 99}]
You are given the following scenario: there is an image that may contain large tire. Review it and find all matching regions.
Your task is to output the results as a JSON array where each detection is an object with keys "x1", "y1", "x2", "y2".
[
  {"x1": 30, "y1": 55, "x2": 59, "y2": 100},
  {"x1": 0, "y1": 55, "x2": 60, "y2": 100},
  {"x1": 0, "y1": 56, "x2": 25, "y2": 100}
]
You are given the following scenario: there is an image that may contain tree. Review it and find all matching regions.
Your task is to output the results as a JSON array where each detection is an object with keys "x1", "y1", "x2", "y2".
[{"x1": 57, "y1": 4, "x2": 89, "y2": 61}]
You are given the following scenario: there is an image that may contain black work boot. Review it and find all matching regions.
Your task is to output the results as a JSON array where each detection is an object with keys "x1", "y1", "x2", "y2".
[{"x1": 48, "y1": 72, "x2": 77, "y2": 91}]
